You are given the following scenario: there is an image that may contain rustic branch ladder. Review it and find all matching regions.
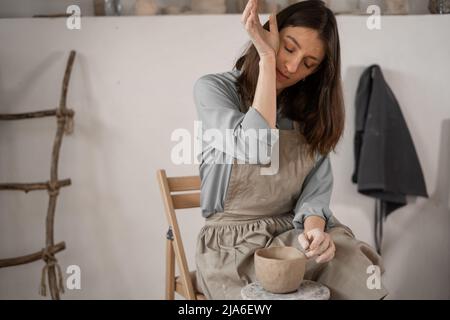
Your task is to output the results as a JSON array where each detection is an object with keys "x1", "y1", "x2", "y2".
[{"x1": 0, "y1": 50, "x2": 77, "y2": 300}]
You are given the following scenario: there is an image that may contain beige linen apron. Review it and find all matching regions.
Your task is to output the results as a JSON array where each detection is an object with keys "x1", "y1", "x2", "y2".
[{"x1": 195, "y1": 121, "x2": 389, "y2": 300}]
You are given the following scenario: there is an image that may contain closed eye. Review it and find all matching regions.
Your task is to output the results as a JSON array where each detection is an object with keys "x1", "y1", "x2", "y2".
[{"x1": 285, "y1": 47, "x2": 312, "y2": 69}]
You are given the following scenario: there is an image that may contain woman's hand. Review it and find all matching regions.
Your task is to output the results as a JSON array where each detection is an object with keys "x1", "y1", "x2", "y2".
[
  {"x1": 241, "y1": 0, "x2": 280, "y2": 59},
  {"x1": 298, "y1": 228, "x2": 336, "y2": 263}
]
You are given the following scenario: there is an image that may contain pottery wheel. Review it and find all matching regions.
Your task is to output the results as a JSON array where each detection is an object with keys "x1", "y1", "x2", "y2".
[{"x1": 241, "y1": 280, "x2": 330, "y2": 300}]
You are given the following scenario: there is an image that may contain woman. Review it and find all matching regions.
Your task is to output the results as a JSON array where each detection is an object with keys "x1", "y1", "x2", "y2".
[{"x1": 193, "y1": 0, "x2": 388, "y2": 300}]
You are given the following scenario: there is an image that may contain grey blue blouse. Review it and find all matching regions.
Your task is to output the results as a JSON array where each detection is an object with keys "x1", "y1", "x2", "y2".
[{"x1": 193, "y1": 69, "x2": 335, "y2": 230}]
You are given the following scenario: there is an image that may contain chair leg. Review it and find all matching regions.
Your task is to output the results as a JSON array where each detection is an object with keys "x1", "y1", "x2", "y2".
[{"x1": 165, "y1": 237, "x2": 175, "y2": 300}]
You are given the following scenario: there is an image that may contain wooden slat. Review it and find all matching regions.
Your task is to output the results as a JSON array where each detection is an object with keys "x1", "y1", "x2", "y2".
[
  {"x1": 165, "y1": 239, "x2": 175, "y2": 300},
  {"x1": 172, "y1": 193, "x2": 200, "y2": 209},
  {"x1": 167, "y1": 176, "x2": 201, "y2": 192}
]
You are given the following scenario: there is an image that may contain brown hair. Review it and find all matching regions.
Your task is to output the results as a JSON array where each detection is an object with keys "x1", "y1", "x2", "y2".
[{"x1": 234, "y1": 0, "x2": 345, "y2": 159}]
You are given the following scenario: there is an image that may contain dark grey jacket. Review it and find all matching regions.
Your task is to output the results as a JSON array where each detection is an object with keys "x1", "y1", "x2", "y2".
[{"x1": 352, "y1": 64, "x2": 428, "y2": 253}]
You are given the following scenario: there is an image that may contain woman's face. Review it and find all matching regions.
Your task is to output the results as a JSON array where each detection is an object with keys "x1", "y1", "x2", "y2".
[{"x1": 276, "y1": 26, "x2": 326, "y2": 95}]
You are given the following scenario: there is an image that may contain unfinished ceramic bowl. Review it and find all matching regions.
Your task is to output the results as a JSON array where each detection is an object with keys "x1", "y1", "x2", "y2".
[{"x1": 255, "y1": 246, "x2": 306, "y2": 294}]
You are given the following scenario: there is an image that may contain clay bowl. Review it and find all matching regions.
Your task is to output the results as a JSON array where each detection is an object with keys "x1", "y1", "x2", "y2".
[{"x1": 254, "y1": 246, "x2": 306, "y2": 294}]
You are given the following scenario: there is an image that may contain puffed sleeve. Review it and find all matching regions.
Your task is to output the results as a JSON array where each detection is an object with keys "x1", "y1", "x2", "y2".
[
  {"x1": 193, "y1": 74, "x2": 279, "y2": 165},
  {"x1": 292, "y1": 153, "x2": 336, "y2": 231}
]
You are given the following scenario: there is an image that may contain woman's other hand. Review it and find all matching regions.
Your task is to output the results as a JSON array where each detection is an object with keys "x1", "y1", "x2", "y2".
[
  {"x1": 298, "y1": 228, "x2": 336, "y2": 263},
  {"x1": 241, "y1": 0, "x2": 279, "y2": 59}
]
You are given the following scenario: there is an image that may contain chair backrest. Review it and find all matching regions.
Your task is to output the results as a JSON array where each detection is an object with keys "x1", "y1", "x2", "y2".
[{"x1": 156, "y1": 169, "x2": 201, "y2": 299}]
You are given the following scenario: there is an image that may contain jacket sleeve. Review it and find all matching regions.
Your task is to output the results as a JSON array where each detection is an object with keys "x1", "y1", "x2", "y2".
[
  {"x1": 292, "y1": 153, "x2": 336, "y2": 231},
  {"x1": 193, "y1": 74, "x2": 278, "y2": 165}
]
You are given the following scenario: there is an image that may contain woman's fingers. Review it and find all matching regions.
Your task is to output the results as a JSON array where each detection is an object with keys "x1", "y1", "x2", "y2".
[
  {"x1": 315, "y1": 240, "x2": 336, "y2": 263},
  {"x1": 252, "y1": 0, "x2": 263, "y2": 28},
  {"x1": 246, "y1": 9, "x2": 262, "y2": 42},
  {"x1": 241, "y1": 0, "x2": 277, "y2": 58},
  {"x1": 246, "y1": 7, "x2": 255, "y2": 28},
  {"x1": 307, "y1": 236, "x2": 330, "y2": 258},
  {"x1": 242, "y1": 0, "x2": 258, "y2": 26},
  {"x1": 308, "y1": 229, "x2": 325, "y2": 251},
  {"x1": 269, "y1": 12, "x2": 278, "y2": 33},
  {"x1": 297, "y1": 233, "x2": 310, "y2": 251},
  {"x1": 241, "y1": 0, "x2": 253, "y2": 25},
  {"x1": 244, "y1": 0, "x2": 261, "y2": 29}
]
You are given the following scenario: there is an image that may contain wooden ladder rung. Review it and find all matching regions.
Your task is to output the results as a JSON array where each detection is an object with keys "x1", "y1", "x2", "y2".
[
  {"x1": 0, "y1": 179, "x2": 71, "y2": 192},
  {"x1": 0, "y1": 242, "x2": 66, "y2": 268},
  {"x1": 0, "y1": 108, "x2": 74, "y2": 121}
]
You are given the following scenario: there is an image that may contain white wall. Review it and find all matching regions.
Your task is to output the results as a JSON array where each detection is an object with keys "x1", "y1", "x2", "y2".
[
  {"x1": 0, "y1": 0, "x2": 431, "y2": 17},
  {"x1": 0, "y1": 14, "x2": 449, "y2": 299}
]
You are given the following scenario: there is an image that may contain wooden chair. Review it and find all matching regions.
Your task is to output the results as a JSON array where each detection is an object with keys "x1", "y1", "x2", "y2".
[{"x1": 156, "y1": 169, "x2": 206, "y2": 300}]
